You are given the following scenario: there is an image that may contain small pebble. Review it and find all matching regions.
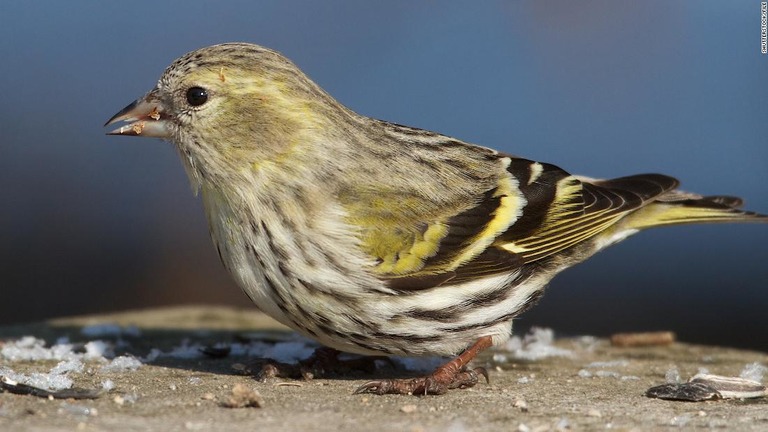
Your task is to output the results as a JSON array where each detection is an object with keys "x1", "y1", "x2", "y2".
[
  {"x1": 513, "y1": 399, "x2": 529, "y2": 412},
  {"x1": 219, "y1": 384, "x2": 264, "y2": 408},
  {"x1": 400, "y1": 404, "x2": 417, "y2": 413}
]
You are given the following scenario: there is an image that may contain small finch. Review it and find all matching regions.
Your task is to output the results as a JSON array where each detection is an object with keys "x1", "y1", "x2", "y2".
[{"x1": 106, "y1": 43, "x2": 767, "y2": 395}]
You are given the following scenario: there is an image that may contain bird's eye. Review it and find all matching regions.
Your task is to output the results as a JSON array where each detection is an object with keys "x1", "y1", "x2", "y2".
[{"x1": 185, "y1": 86, "x2": 208, "y2": 107}]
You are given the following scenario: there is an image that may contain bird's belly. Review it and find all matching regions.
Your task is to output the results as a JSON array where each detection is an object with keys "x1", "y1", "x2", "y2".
[
  {"x1": 202, "y1": 190, "x2": 551, "y2": 358},
  {"x1": 223, "y1": 238, "x2": 538, "y2": 357}
]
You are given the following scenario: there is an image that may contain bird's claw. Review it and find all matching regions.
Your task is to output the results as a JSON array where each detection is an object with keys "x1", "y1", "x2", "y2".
[{"x1": 353, "y1": 366, "x2": 489, "y2": 395}]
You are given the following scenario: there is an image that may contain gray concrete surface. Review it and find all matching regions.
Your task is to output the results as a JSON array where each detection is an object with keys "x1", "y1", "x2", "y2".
[{"x1": 0, "y1": 306, "x2": 766, "y2": 432}]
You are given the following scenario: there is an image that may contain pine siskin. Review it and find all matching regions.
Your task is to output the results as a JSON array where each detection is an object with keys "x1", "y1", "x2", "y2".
[{"x1": 106, "y1": 43, "x2": 767, "y2": 395}]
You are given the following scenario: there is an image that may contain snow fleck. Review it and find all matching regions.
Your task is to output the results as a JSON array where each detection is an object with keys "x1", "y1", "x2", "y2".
[
  {"x1": 586, "y1": 360, "x2": 628, "y2": 368},
  {"x1": 264, "y1": 341, "x2": 315, "y2": 363},
  {"x1": 101, "y1": 379, "x2": 115, "y2": 391},
  {"x1": 595, "y1": 370, "x2": 620, "y2": 378},
  {"x1": 84, "y1": 340, "x2": 113, "y2": 360},
  {"x1": 1, "y1": 337, "x2": 73, "y2": 361},
  {"x1": 740, "y1": 363, "x2": 767, "y2": 383},
  {"x1": 504, "y1": 328, "x2": 573, "y2": 361},
  {"x1": 666, "y1": 367, "x2": 682, "y2": 384},
  {"x1": 100, "y1": 356, "x2": 142, "y2": 372},
  {"x1": 0, "y1": 361, "x2": 80, "y2": 391}
]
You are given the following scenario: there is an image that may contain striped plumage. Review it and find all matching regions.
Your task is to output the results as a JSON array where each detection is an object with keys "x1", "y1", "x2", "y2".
[{"x1": 106, "y1": 43, "x2": 767, "y2": 394}]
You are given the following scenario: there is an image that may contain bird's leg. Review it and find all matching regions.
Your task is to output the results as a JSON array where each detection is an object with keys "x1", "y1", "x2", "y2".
[
  {"x1": 257, "y1": 347, "x2": 385, "y2": 381},
  {"x1": 354, "y1": 335, "x2": 493, "y2": 395}
]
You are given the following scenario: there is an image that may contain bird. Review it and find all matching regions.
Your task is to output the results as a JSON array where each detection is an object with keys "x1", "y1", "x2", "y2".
[{"x1": 105, "y1": 42, "x2": 767, "y2": 395}]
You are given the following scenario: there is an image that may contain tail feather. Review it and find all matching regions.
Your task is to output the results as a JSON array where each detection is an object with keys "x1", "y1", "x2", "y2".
[
  {"x1": 701, "y1": 195, "x2": 745, "y2": 208},
  {"x1": 624, "y1": 194, "x2": 768, "y2": 230}
]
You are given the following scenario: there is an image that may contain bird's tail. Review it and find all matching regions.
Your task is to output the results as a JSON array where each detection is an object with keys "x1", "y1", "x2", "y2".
[{"x1": 624, "y1": 192, "x2": 768, "y2": 230}]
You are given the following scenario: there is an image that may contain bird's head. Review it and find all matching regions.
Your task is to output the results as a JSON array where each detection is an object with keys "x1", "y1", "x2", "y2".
[{"x1": 106, "y1": 43, "x2": 345, "y2": 187}]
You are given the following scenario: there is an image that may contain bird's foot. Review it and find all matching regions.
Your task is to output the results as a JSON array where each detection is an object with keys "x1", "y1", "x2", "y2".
[
  {"x1": 257, "y1": 347, "x2": 385, "y2": 381},
  {"x1": 354, "y1": 366, "x2": 489, "y2": 395},
  {"x1": 354, "y1": 335, "x2": 493, "y2": 395}
]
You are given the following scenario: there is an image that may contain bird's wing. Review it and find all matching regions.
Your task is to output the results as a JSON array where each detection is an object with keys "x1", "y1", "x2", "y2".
[
  {"x1": 344, "y1": 154, "x2": 680, "y2": 291},
  {"x1": 497, "y1": 159, "x2": 678, "y2": 263}
]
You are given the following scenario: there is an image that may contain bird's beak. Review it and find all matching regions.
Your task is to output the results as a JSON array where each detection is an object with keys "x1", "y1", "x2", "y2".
[{"x1": 104, "y1": 90, "x2": 170, "y2": 138}]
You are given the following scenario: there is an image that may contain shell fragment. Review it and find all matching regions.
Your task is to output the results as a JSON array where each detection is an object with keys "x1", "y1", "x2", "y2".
[{"x1": 646, "y1": 373, "x2": 767, "y2": 401}]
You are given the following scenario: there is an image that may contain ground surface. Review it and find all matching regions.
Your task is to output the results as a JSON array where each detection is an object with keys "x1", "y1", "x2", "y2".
[{"x1": 0, "y1": 306, "x2": 766, "y2": 432}]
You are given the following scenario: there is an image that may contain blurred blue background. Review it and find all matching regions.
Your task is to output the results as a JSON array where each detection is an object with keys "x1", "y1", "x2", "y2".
[{"x1": 1, "y1": 1, "x2": 766, "y2": 350}]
